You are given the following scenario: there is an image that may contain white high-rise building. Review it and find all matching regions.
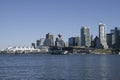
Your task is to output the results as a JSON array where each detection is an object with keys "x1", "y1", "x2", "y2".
[{"x1": 99, "y1": 23, "x2": 108, "y2": 49}]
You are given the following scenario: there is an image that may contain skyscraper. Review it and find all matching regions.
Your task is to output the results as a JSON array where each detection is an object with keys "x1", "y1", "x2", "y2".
[
  {"x1": 46, "y1": 33, "x2": 54, "y2": 41},
  {"x1": 39, "y1": 38, "x2": 46, "y2": 46},
  {"x1": 44, "y1": 33, "x2": 54, "y2": 46},
  {"x1": 55, "y1": 34, "x2": 65, "y2": 47},
  {"x1": 81, "y1": 27, "x2": 91, "y2": 47},
  {"x1": 106, "y1": 29, "x2": 115, "y2": 48},
  {"x1": 36, "y1": 40, "x2": 40, "y2": 48},
  {"x1": 107, "y1": 33, "x2": 115, "y2": 48},
  {"x1": 98, "y1": 23, "x2": 108, "y2": 49},
  {"x1": 113, "y1": 27, "x2": 120, "y2": 48},
  {"x1": 69, "y1": 37, "x2": 80, "y2": 47}
]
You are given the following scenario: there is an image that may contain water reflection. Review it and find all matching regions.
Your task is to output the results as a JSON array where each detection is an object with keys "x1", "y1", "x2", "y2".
[
  {"x1": 99, "y1": 55, "x2": 110, "y2": 80},
  {"x1": 0, "y1": 54, "x2": 120, "y2": 80}
]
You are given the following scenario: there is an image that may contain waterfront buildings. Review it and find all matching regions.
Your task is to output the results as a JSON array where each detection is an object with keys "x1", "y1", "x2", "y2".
[
  {"x1": 46, "y1": 33, "x2": 54, "y2": 40},
  {"x1": 69, "y1": 37, "x2": 80, "y2": 47},
  {"x1": 107, "y1": 33, "x2": 115, "y2": 48},
  {"x1": 2, "y1": 23, "x2": 120, "y2": 53},
  {"x1": 36, "y1": 40, "x2": 40, "y2": 48},
  {"x1": 36, "y1": 38, "x2": 46, "y2": 48},
  {"x1": 4, "y1": 46, "x2": 49, "y2": 54},
  {"x1": 98, "y1": 23, "x2": 108, "y2": 49},
  {"x1": 91, "y1": 36, "x2": 100, "y2": 48},
  {"x1": 44, "y1": 33, "x2": 54, "y2": 46},
  {"x1": 39, "y1": 38, "x2": 46, "y2": 46},
  {"x1": 55, "y1": 34, "x2": 65, "y2": 47},
  {"x1": 81, "y1": 27, "x2": 91, "y2": 47},
  {"x1": 36, "y1": 33, "x2": 54, "y2": 48},
  {"x1": 113, "y1": 27, "x2": 120, "y2": 48},
  {"x1": 31, "y1": 43, "x2": 35, "y2": 49},
  {"x1": 65, "y1": 42, "x2": 68, "y2": 47},
  {"x1": 6, "y1": 46, "x2": 35, "y2": 52}
]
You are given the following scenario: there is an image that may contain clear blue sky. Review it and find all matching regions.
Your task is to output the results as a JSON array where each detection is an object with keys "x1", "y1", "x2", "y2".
[{"x1": 0, "y1": 0, "x2": 120, "y2": 49}]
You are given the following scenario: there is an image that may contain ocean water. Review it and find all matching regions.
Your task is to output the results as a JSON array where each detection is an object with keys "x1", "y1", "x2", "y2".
[{"x1": 0, "y1": 54, "x2": 120, "y2": 80}]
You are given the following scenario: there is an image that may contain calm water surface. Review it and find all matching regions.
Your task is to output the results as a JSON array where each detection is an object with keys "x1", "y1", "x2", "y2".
[{"x1": 0, "y1": 54, "x2": 120, "y2": 80}]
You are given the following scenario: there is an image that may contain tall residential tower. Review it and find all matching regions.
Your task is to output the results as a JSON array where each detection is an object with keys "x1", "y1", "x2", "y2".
[
  {"x1": 69, "y1": 37, "x2": 80, "y2": 47},
  {"x1": 81, "y1": 27, "x2": 91, "y2": 47},
  {"x1": 113, "y1": 27, "x2": 120, "y2": 48},
  {"x1": 44, "y1": 33, "x2": 54, "y2": 46},
  {"x1": 98, "y1": 23, "x2": 108, "y2": 49}
]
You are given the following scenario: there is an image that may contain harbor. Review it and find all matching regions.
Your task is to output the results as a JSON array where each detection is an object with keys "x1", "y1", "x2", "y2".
[{"x1": 0, "y1": 46, "x2": 115, "y2": 55}]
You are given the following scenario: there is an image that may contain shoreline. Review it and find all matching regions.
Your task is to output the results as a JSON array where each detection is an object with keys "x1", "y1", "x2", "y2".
[{"x1": 0, "y1": 48, "x2": 119, "y2": 55}]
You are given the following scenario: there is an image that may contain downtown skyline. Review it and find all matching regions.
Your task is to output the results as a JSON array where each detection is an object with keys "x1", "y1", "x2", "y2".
[{"x1": 0, "y1": 0, "x2": 120, "y2": 49}]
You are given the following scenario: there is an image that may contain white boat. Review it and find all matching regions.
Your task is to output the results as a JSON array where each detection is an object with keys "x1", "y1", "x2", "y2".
[
  {"x1": 51, "y1": 50, "x2": 69, "y2": 55},
  {"x1": 62, "y1": 50, "x2": 69, "y2": 54},
  {"x1": 119, "y1": 52, "x2": 120, "y2": 55}
]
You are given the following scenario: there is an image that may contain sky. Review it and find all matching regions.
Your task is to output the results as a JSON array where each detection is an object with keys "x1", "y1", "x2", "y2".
[{"x1": 0, "y1": 0, "x2": 120, "y2": 49}]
